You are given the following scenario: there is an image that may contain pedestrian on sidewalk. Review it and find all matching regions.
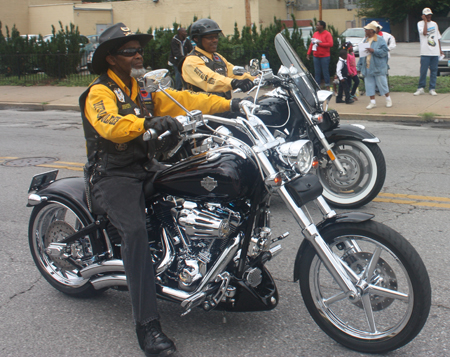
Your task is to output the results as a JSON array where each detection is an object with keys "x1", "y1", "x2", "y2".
[
  {"x1": 306, "y1": 20, "x2": 334, "y2": 90},
  {"x1": 335, "y1": 49, "x2": 354, "y2": 104},
  {"x1": 343, "y1": 41, "x2": 359, "y2": 101},
  {"x1": 414, "y1": 7, "x2": 443, "y2": 96},
  {"x1": 168, "y1": 27, "x2": 192, "y2": 90},
  {"x1": 357, "y1": 22, "x2": 392, "y2": 109}
]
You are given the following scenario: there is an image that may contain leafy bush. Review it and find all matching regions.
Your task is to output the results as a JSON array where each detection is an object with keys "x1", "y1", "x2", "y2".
[{"x1": 0, "y1": 21, "x2": 85, "y2": 78}]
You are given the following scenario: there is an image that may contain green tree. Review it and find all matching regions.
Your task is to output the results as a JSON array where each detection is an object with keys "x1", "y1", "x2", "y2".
[{"x1": 357, "y1": 0, "x2": 450, "y2": 25}]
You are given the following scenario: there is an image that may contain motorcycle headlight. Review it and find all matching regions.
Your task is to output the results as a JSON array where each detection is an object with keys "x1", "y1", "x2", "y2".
[{"x1": 278, "y1": 140, "x2": 314, "y2": 174}]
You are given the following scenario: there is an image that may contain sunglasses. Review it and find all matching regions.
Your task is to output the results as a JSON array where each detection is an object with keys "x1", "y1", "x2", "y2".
[{"x1": 112, "y1": 47, "x2": 144, "y2": 57}]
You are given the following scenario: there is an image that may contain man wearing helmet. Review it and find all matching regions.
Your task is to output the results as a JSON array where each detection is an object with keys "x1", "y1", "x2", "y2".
[{"x1": 181, "y1": 18, "x2": 255, "y2": 99}]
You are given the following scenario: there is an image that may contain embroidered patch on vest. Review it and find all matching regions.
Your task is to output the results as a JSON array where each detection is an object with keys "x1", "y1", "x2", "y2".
[
  {"x1": 134, "y1": 107, "x2": 141, "y2": 116},
  {"x1": 213, "y1": 54, "x2": 221, "y2": 61},
  {"x1": 114, "y1": 88, "x2": 125, "y2": 103},
  {"x1": 200, "y1": 55, "x2": 209, "y2": 63}
]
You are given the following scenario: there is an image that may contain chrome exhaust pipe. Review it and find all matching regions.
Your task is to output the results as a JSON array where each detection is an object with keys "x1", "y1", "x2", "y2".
[
  {"x1": 156, "y1": 228, "x2": 175, "y2": 276},
  {"x1": 81, "y1": 227, "x2": 174, "y2": 279},
  {"x1": 91, "y1": 274, "x2": 128, "y2": 290},
  {"x1": 80, "y1": 259, "x2": 124, "y2": 279}
]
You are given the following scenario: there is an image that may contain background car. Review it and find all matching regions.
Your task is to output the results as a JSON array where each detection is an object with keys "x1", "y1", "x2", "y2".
[
  {"x1": 340, "y1": 27, "x2": 365, "y2": 56},
  {"x1": 287, "y1": 26, "x2": 313, "y2": 48},
  {"x1": 438, "y1": 45, "x2": 450, "y2": 76},
  {"x1": 440, "y1": 26, "x2": 450, "y2": 46}
]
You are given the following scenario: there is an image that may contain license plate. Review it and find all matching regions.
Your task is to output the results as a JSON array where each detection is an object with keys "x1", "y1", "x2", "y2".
[{"x1": 28, "y1": 169, "x2": 59, "y2": 192}]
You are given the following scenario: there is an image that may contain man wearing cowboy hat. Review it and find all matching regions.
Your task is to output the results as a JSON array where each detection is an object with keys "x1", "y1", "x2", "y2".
[
  {"x1": 80, "y1": 22, "x2": 242, "y2": 357},
  {"x1": 414, "y1": 8, "x2": 443, "y2": 96}
]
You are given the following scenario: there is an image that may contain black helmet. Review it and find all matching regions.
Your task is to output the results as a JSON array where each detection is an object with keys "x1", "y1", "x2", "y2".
[{"x1": 190, "y1": 19, "x2": 222, "y2": 39}]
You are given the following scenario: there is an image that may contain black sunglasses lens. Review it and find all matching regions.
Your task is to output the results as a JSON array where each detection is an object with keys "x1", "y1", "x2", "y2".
[{"x1": 116, "y1": 48, "x2": 144, "y2": 57}]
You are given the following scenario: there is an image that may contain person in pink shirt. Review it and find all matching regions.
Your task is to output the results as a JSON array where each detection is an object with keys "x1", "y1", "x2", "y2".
[
  {"x1": 306, "y1": 20, "x2": 334, "y2": 90},
  {"x1": 343, "y1": 41, "x2": 360, "y2": 100}
]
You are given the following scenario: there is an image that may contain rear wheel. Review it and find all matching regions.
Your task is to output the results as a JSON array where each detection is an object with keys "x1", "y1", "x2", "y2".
[
  {"x1": 29, "y1": 199, "x2": 104, "y2": 297},
  {"x1": 298, "y1": 221, "x2": 431, "y2": 353}
]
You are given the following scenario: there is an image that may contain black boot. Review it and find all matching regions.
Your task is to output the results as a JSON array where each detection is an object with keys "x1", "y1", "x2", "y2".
[{"x1": 136, "y1": 320, "x2": 176, "y2": 357}]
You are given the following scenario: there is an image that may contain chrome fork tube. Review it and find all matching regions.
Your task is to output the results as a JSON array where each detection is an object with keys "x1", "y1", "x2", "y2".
[{"x1": 277, "y1": 186, "x2": 358, "y2": 296}]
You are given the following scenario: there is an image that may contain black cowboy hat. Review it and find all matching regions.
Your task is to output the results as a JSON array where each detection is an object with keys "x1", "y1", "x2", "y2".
[{"x1": 92, "y1": 22, "x2": 153, "y2": 75}]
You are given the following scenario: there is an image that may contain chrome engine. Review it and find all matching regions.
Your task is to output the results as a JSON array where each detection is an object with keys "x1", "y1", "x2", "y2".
[{"x1": 171, "y1": 202, "x2": 241, "y2": 291}]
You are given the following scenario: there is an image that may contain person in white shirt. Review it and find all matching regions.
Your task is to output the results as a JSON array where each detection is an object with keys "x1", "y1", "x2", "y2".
[
  {"x1": 375, "y1": 23, "x2": 396, "y2": 58},
  {"x1": 414, "y1": 7, "x2": 444, "y2": 96}
]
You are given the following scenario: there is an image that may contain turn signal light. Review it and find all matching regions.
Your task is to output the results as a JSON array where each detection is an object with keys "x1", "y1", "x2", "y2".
[{"x1": 327, "y1": 150, "x2": 336, "y2": 161}]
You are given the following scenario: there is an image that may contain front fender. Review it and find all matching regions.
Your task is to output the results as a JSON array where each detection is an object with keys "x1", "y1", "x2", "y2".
[
  {"x1": 325, "y1": 124, "x2": 380, "y2": 143},
  {"x1": 293, "y1": 212, "x2": 374, "y2": 282},
  {"x1": 28, "y1": 177, "x2": 93, "y2": 220}
]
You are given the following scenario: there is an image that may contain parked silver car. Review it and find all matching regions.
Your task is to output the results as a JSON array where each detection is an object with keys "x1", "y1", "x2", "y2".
[{"x1": 340, "y1": 27, "x2": 365, "y2": 56}]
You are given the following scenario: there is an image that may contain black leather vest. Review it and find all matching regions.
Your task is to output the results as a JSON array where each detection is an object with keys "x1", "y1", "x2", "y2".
[
  {"x1": 80, "y1": 74, "x2": 155, "y2": 177},
  {"x1": 186, "y1": 49, "x2": 231, "y2": 99}
]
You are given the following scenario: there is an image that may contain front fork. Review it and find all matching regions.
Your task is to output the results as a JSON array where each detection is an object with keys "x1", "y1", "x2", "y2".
[
  {"x1": 312, "y1": 124, "x2": 346, "y2": 175},
  {"x1": 278, "y1": 186, "x2": 358, "y2": 297}
]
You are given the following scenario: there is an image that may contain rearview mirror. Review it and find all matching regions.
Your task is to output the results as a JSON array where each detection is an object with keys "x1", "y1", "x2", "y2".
[{"x1": 143, "y1": 69, "x2": 170, "y2": 92}]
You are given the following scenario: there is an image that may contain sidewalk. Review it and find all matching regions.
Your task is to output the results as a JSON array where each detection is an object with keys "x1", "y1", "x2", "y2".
[{"x1": 0, "y1": 85, "x2": 449, "y2": 122}]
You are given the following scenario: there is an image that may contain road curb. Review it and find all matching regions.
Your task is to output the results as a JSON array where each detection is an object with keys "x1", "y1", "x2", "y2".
[
  {"x1": 0, "y1": 103, "x2": 80, "y2": 111},
  {"x1": 2, "y1": 102, "x2": 450, "y2": 124},
  {"x1": 340, "y1": 112, "x2": 450, "y2": 123}
]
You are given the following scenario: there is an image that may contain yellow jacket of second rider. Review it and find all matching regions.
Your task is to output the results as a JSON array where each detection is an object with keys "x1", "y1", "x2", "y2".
[{"x1": 181, "y1": 47, "x2": 254, "y2": 96}]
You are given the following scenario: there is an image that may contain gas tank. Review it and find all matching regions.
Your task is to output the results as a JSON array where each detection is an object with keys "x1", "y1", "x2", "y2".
[
  {"x1": 154, "y1": 146, "x2": 260, "y2": 203},
  {"x1": 256, "y1": 95, "x2": 290, "y2": 127}
]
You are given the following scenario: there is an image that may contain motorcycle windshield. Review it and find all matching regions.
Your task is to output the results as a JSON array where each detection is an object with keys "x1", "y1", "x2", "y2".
[{"x1": 274, "y1": 33, "x2": 320, "y2": 113}]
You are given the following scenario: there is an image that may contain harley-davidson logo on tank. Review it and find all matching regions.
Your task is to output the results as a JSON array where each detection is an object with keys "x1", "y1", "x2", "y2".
[{"x1": 201, "y1": 176, "x2": 218, "y2": 192}]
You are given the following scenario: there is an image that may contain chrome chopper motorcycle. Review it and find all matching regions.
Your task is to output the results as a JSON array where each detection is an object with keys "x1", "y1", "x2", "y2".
[
  {"x1": 27, "y1": 72, "x2": 430, "y2": 354},
  {"x1": 236, "y1": 33, "x2": 386, "y2": 209}
]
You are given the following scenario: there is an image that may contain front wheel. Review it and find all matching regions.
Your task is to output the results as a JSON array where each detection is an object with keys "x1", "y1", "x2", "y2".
[
  {"x1": 298, "y1": 221, "x2": 431, "y2": 354},
  {"x1": 316, "y1": 140, "x2": 386, "y2": 208}
]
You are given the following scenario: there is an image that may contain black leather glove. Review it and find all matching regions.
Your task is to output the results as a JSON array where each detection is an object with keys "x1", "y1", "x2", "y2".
[
  {"x1": 230, "y1": 98, "x2": 241, "y2": 112},
  {"x1": 230, "y1": 97, "x2": 255, "y2": 112},
  {"x1": 144, "y1": 116, "x2": 183, "y2": 134},
  {"x1": 231, "y1": 79, "x2": 254, "y2": 92}
]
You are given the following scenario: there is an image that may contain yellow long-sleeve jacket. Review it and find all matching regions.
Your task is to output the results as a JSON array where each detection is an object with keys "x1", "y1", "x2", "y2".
[
  {"x1": 181, "y1": 47, "x2": 254, "y2": 94},
  {"x1": 83, "y1": 69, "x2": 233, "y2": 144}
]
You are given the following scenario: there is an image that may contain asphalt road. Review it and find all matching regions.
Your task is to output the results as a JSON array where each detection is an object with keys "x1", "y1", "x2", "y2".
[{"x1": 0, "y1": 110, "x2": 449, "y2": 357}]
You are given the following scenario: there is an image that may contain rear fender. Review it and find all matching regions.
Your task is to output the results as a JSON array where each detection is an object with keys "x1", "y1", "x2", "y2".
[
  {"x1": 325, "y1": 124, "x2": 380, "y2": 143},
  {"x1": 29, "y1": 177, "x2": 93, "y2": 220},
  {"x1": 293, "y1": 212, "x2": 374, "y2": 282}
]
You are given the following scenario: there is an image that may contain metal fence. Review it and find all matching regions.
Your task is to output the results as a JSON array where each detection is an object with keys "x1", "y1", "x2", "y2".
[{"x1": 0, "y1": 52, "x2": 96, "y2": 86}]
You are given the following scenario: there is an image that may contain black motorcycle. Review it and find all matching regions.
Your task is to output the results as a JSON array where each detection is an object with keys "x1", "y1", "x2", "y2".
[
  {"x1": 237, "y1": 33, "x2": 387, "y2": 209},
  {"x1": 27, "y1": 77, "x2": 430, "y2": 354}
]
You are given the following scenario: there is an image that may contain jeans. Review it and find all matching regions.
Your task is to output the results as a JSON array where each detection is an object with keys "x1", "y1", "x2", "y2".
[
  {"x1": 418, "y1": 55, "x2": 439, "y2": 90},
  {"x1": 92, "y1": 174, "x2": 159, "y2": 326},
  {"x1": 313, "y1": 56, "x2": 331, "y2": 87},
  {"x1": 347, "y1": 74, "x2": 360, "y2": 96},
  {"x1": 174, "y1": 65, "x2": 183, "y2": 91},
  {"x1": 364, "y1": 75, "x2": 389, "y2": 96},
  {"x1": 337, "y1": 79, "x2": 350, "y2": 101}
]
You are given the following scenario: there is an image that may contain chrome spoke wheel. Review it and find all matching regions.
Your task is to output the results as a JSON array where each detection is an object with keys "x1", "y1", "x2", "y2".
[
  {"x1": 298, "y1": 221, "x2": 431, "y2": 353},
  {"x1": 310, "y1": 236, "x2": 413, "y2": 339},
  {"x1": 29, "y1": 201, "x2": 93, "y2": 289}
]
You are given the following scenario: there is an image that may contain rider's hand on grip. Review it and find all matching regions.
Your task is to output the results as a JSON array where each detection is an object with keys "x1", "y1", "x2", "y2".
[
  {"x1": 144, "y1": 116, "x2": 183, "y2": 135},
  {"x1": 231, "y1": 79, "x2": 254, "y2": 92}
]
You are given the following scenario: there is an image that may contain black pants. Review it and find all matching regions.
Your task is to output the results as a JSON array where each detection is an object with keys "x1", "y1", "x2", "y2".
[
  {"x1": 337, "y1": 79, "x2": 350, "y2": 102},
  {"x1": 92, "y1": 173, "x2": 159, "y2": 326},
  {"x1": 348, "y1": 75, "x2": 360, "y2": 96}
]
